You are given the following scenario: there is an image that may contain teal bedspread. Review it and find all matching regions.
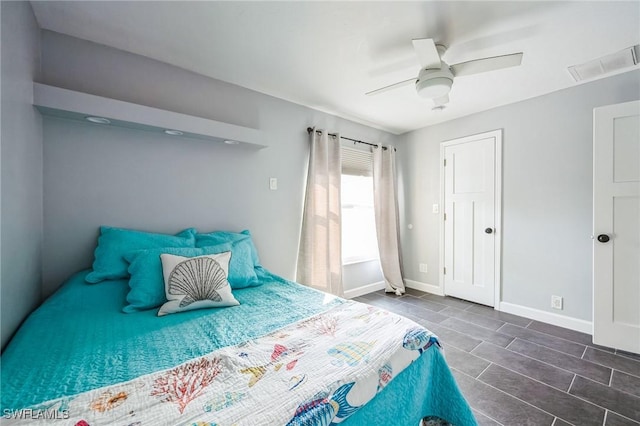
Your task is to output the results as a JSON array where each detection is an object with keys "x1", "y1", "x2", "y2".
[{"x1": 1, "y1": 270, "x2": 476, "y2": 425}]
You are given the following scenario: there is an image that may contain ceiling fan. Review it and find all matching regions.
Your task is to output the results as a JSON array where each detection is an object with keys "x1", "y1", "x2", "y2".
[{"x1": 366, "y1": 38, "x2": 523, "y2": 107}]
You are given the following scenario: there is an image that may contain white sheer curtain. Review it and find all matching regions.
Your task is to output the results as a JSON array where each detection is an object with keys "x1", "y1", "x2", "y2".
[
  {"x1": 373, "y1": 146, "x2": 406, "y2": 295},
  {"x1": 297, "y1": 129, "x2": 343, "y2": 296}
]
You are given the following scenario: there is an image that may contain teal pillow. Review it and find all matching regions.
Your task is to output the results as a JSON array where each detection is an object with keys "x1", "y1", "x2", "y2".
[
  {"x1": 195, "y1": 230, "x2": 261, "y2": 266},
  {"x1": 85, "y1": 226, "x2": 197, "y2": 284},
  {"x1": 228, "y1": 239, "x2": 260, "y2": 288}
]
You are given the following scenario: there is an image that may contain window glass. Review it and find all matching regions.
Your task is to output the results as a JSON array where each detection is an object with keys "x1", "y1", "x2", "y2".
[{"x1": 341, "y1": 174, "x2": 379, "y2": 264}]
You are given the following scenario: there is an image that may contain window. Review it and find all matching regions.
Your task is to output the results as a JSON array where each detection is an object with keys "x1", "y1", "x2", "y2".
[{"x1": 341, "y1": 147, "x2": 379, "y2": 264}]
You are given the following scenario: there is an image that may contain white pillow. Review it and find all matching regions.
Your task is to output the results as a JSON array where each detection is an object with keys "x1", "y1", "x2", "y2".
[{"x1": 158, "y1": 251, "x2": 239, "y2": 316}]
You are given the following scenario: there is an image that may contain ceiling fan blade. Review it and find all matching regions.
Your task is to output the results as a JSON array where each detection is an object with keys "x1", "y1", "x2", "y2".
[
  {"x1": 366, "y1": 77, "x2": 416, "y2": 96},
  {"x1": 433, "y1": 94, "x2": 449, "y2": 106},
  {"x1": 368, "y1": 57, "x2": 419, "y2": 78},
  {"x1": 412, "y1": 38, "x2": 442, "y2": 69},
  {"x1": 450, "y1": 52, "x2": 523, "y2": 77}
]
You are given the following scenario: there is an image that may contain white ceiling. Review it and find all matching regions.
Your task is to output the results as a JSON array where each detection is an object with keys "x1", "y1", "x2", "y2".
[{"x1": 31, "y1": 1, "x2": 640, "y2": 134}]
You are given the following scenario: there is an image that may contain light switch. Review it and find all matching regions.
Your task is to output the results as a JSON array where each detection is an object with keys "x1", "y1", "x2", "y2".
[
  {"x1": 432, "y1": 204, "x2": 439, "y2": 214},
  {"x1": 269, "y1": 177, "x2": 278, "y2": 190}
]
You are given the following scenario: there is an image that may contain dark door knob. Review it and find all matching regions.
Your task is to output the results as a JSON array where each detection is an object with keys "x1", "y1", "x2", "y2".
[
  {"x1": 485, "y1": 228, "x2": 493, "y2": 234},
  {"x1": 597, "y1": 234, "x2": 610, "y2": 243}
]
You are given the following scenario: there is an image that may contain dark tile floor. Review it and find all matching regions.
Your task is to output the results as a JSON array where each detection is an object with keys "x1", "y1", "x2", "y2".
[{"x1": 352, "y1": 289, "x2": 640, "y2": 426}]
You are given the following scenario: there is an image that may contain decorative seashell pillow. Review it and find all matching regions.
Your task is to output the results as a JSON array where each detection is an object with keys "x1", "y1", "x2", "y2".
[{"x1": 158, "y1": 251, "x2": 239, "y2": 316}]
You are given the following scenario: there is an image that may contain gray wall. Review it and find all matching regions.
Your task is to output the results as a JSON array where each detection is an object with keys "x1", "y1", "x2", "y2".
[
  {"x1": 343, "y1": 260, "x2": 383, "y2": 292},
  {"x1": 41, "y1": 31, "x2": 389, "y2": 297},
  {"x1": 398, "y1": 70, "x2": 640, "y2": 321},
  {"x1": 1, "y1": 2, "x2": 43, "y2": 349}
]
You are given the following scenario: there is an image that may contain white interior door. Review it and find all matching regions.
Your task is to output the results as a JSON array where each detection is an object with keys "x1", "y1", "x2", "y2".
[
  {"x1": 593, "y1": 100, "x2": 640, "y2": 354},
  {"x1": 441, "y1": 130, "x2": 501, "y2": 307}
]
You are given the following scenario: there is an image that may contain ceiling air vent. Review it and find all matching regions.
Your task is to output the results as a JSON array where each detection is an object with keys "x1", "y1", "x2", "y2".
[{"x1": 568, "y1": 45, "x2": 639, "y2": 82}]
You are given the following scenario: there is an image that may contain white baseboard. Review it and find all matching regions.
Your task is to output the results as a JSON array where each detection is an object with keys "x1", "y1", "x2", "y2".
[
  {"x1": 405, "y1": 279, "x2": 444, "y2": 296},
  {"x1": 343, "y1": 281, "x2": 385, "y2": 299},
  {"x1": 348, "y1": 280, "x2": 593, "y2": 334},
  {"x1": 499, "y1": 302, "x2": 593, "y2": 334}
]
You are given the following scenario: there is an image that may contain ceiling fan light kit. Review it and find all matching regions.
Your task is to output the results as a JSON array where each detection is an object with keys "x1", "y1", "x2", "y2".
[{"x1": 416, "y1": 68, "x2": 453, "y2": 98}]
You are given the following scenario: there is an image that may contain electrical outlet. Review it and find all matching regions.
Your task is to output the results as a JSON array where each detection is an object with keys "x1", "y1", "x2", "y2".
[
  {"x1": 269, "y1": 177, "x2": 278, "y2": 190},
  {"x1": 551, "y1": 295, "x2": 563, "y2": 310},
  {"x1": 419, "y1": 263, "x2": 428, "y2": 273}
]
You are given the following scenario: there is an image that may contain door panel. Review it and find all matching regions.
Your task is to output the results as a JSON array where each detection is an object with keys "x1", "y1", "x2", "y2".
[
  {"x1": 443, "y1": 133, "x2": 498, "y2": 306},
  {"x1": 448, "y1": 200, "x2": 473, "y2": 285},
  {"x1": 614, "y1": 115, "x2": 640, "y2": 182},
  {"x1": 612, "y1": 196, "x2": 639, "y2": 326},
  {"x1": 452, "y1": 145, "x2": 487, "y2": 194},
  {"x1": 593, "y1": 100, "x2": 640, "y2": 353}
]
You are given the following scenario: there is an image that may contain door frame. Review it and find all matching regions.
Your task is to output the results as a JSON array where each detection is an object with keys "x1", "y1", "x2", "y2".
[{"x1": 439, "y1": 129, "x2": 503, "y2": 308}]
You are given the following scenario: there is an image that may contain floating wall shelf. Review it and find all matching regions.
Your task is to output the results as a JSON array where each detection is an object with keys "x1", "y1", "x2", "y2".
[{"x1": 33, "y1": 83, "x2": 265, "y2": 149}]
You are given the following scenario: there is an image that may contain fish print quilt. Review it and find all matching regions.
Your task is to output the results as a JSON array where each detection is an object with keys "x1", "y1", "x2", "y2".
[{"x1": 5, "y1": 301, "x2": 439, "y2": 426}]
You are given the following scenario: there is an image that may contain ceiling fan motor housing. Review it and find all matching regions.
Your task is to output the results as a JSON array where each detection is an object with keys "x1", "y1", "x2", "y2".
[{"x1": 416, "y1": 66, "x2": 454, "y2": 99}]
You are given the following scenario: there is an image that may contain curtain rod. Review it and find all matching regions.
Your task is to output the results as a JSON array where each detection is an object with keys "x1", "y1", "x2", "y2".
[{"x1": 306, "y1": 127, "x2": 394, "y2": 151}]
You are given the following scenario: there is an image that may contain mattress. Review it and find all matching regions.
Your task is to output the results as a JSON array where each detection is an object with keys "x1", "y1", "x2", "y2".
[{"x1": 1, "y1": 269, "x2": 476, "y2": 425}]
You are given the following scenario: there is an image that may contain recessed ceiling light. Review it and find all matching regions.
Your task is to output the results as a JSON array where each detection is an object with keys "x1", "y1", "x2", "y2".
[
  {"x1": 164, "y1": 129, "x2": 184, "y2": 136},
  {"x1": 85, "y1": 116, "x2": 111, "y2": 124},
  {"x1": 224, "y1": 140, "x2": 240, "y2": 145}
]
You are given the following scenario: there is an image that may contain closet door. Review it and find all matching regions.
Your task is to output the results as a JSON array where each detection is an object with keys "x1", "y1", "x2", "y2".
[
  {"x1": 593, "y1": 100, "x2": 640, "y2": 353},
  {"x1": 442, "y1": 130, "x2": 501, "y2": 307}
]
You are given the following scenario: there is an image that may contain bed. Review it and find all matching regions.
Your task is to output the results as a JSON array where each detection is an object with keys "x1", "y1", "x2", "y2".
[{"x1": 1, "y1": 229, "x2": 476, "y2": 426}]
